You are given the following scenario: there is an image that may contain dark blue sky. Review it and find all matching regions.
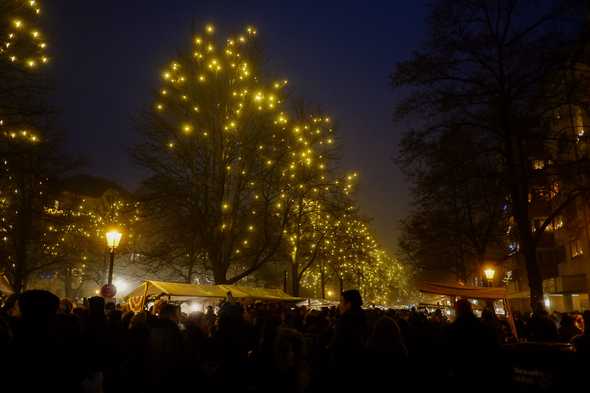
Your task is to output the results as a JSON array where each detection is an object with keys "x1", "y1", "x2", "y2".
[{"x1": 46, "y1": 0, "x2": 428, "y2": 251}]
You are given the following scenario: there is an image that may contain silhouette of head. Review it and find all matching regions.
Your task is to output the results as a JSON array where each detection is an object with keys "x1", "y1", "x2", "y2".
[
  {"x1": 88, "y1": 296, "x2": 105, "y2": 316},
  {"x1": 455, "y1": 298, "x2": 473, "y2": 319},
  {"x1": 18, "y1": 290, "x2": 59, "y2": 322},
  {"x1": 159, "y1": 303, "x2": 179, "y2": 322},
  {"x1": 340, "y1": 289, "x2": 363, "y2": 314}
]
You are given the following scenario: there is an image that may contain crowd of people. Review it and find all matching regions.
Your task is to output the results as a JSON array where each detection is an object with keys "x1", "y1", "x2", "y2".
[{"x1": 1, "y1": 289, "x2": 589, "y2": 392}]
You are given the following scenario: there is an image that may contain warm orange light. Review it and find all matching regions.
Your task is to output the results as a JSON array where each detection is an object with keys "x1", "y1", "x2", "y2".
[
  {"x1": 105, "y1": 230, "x2": 122, "y2": 249},
  {"x1": 483, "y1": 267, "x2": 496, "y2": 281}
]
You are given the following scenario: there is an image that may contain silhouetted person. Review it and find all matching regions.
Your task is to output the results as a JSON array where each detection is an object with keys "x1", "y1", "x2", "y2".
[
  {"x1": 558, "y1": 314, "x2": 581, "y2": 342},
  {"x1": 513, "y1": 310, "x2": 527, "y2": 340},
  {"x1": 10, "y1": 290, "x2": 82, "y2": 392},
  {"x1": 572, "y1": 310, "x2": 590, "y2": 352},
  {"x1": 528, "y1": 305, "x2": 558, "y2": 342},
  {"x1": 266, "y1": 328, "x2": 309, "y2": 393},
  {"x1": 365, "y1": 316, "x2": 408, "y2": 389},
  {"x1": 447, "y1": 299, "x2": 506, "y2": 392},
  {"x1": 0, "y1": 293, "x2": 18, "y2": 348},
  {"x1": 146, "y1": 303, "x2": 186, "y2": 392},
  {"x1": 209, "y1": 302, "x2": 250, "y2": 389},
  {"x1": 330, "y1": 289, "x2": 367, "y2": 391}
]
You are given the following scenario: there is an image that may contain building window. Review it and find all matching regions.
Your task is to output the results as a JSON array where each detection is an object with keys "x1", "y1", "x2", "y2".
[
  {"x1": 570, "y1": 239, "x2": 583, "y2": 259},
  {"x1": 532, "y1": 160, "x2": 545, "y2": 170},
  {"x1": 552, "y1": 216, "x2": 564, "y2": 231},
  {"x1": 549, "y1": 182, "x2": 560, "y2": 199}
]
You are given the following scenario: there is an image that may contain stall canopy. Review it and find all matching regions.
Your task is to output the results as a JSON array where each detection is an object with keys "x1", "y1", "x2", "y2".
[
  {"x1": 126, "y1": 280, "x2": 302, "y2": 302},
  {"x1": 418, "y1": 281, "x2": 507, "y2": 299},
  {"x1": 418, "y1": 280, "x2": 517, "y2": 338}
]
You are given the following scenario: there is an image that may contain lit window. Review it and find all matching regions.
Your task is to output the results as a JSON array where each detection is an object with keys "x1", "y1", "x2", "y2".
[{"x1": 570, "y1": 239, "x2": 583, "y2": 259}]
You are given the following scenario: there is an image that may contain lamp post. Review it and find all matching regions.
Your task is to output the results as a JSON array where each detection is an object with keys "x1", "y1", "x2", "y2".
[
  {"x1": 483, "y1": 267, "x2": 496, "y2": 287},
  {"x1": 105, "y1": 229, "x2": 122, "y2": 289}
]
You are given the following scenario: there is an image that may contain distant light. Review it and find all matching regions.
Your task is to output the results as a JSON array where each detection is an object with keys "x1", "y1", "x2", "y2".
[
  {"x1": 113, "y1": 278, "x2": 129, "y2": 294},
  {"x1": 105, "y1": 229, "x2": 122, "y2": 249}
]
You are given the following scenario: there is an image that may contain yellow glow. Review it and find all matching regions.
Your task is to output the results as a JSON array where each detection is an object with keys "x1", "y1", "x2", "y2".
[
  {"x1": 483, "y1": 267, "x2": 496, "y2": 281},
  {"x1": 105, "y1": 230, "x2": 122, "y2": 249}
]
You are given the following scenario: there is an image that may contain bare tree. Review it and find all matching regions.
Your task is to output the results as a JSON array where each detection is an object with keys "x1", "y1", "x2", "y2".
[{"x1": 392, "y1": 0, "x2": 590, "y2": 308}]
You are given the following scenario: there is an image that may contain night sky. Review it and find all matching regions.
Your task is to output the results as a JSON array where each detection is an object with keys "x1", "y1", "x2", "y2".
[{"x1": 46, "y1": 1, "x2": 428, "y2": 252}]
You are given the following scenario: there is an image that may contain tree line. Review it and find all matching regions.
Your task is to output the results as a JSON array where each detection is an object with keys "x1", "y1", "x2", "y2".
[
  {"x1": 394, "y1": 0, "x2": 590, "y2": 309},
  {"x1": 0, "y1": 5, "x2": 410, "y2": 304}
]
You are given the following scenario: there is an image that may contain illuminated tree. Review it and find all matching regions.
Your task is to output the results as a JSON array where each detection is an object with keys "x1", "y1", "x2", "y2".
[
  {"x1": 0, "y1": 0, "x2": 58, "y2": 293},
  {"x1": 134, "y1": 24, "x2": 323, "y2": 283},
  {"x1": 0, "y1": 0, "x2": 47, "y2": 68},
  {"x1": 36, "y1": 181, "x2": 139, "y2": 298},
  {"x1": 280, "y1": 109, "x2": 350, "y2": 296},
  {"x1": 299, "y1": 211, "x2": 411, "y2": 305}
]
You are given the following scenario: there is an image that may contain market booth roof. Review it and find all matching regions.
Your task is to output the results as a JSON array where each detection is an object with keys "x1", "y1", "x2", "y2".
[
  {"x1": 418, "y1": 281, "x2": 507, "y2": 299},
  {"x1": 126, "y1": 280, "x2": 301, "y2": 302}
]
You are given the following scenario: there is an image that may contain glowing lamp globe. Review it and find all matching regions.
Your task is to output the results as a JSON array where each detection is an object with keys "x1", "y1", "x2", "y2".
[
  {"x1": 106, "y1": 230, "x2": 122, "y2": 249},
  {"x1": 483, "y1": 267, "x2": 496, "y2": 281}
]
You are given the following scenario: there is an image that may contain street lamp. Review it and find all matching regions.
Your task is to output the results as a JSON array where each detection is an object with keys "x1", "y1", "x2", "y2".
[
  {"x1": 327, "y1": 290, "x2": 334, "y2": 298},
  {"x1": 105, "y1": 229, "x2": 122, "y2": 288},
  {"x1": 483, "y1": 267, "x2": 496, "y2": 287}
]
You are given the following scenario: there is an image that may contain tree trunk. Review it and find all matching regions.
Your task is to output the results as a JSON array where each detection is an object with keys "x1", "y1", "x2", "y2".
[
  {"x1": 212, "y1": 265, "x2": 228, "y2": 284},
  {"x1": 290, "y1": 261, "x2": 300, "y2": 297},
  {"x1": 320, "y1": 260, "x2": 325, "y2": 299},
  {"x1": 186, "y1": 262, "x2": 194, "y2": 283},
  {"x1": 508, "y1": 131, "x2": 544, "y2": 311},
  {"x1": 211, "y1": 248, "x2": 229, "y2": 283},
  {"x1": 13, "y1": 193, "x2": 33, "y2": 294},
  {"x1": 64, "y1": 264, "x2": 73, "y2": 299},
  {"x1": 338, "y1": 276, "x2": 344, "y2": 294}
]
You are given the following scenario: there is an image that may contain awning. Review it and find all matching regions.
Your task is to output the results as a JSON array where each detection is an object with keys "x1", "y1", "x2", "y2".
[
  {"x1": 126, "y1": 280, "x2": 301, "y2": 302},
  {"x1": 418, "y1": 281, "x2": 507, "y2": 299},
  {"x1": 218, "y1": 285, "x2": 302, "y2": 301}
]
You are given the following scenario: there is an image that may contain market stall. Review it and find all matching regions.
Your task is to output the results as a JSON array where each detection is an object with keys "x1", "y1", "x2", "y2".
[
  {"x1": 125, "y1": 280, "x2": 302, "y2": 312},
  {"x1": 417, "y1": 281, "x2": 517, "y2": 338}
]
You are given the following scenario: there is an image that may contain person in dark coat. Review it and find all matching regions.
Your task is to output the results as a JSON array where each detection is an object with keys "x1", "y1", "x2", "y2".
[
  {"x1": 572, "y1": 310, "x2": 590, "y2": 352},
  {"x1": 9, "y1": 290, "x2": 83, "y2": 393},
  {"x1": 527, "y1": 305, "x2": 558, "y2": 342},
  {"x1": 146, "y1": 303, "x2": 186, "y2": 393},
  {"x1": 330, "y1": 289, "x2": 367, "y2": 391},
  {"x1": 446, "y1": 299, "x2": 508, "y2": 392},
  {"x1": 364, "y1": 315, "x2": 408, "y2": 390}
]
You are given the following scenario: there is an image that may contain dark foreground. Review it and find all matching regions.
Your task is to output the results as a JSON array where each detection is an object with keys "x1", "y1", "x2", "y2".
[{"x1": 1, "y1": 290, "x2": 589, "y2": 392}]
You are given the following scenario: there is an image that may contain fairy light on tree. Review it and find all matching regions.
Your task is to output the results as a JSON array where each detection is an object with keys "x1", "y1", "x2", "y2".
[
  {"x1": 0, "y1": 0, "x2": 47, "y2": 68},
  {"x1": 0, "y1": 0, "x2": 54, "y2": 293},
  {"x1": 134, "y1": 24, "x2": 304, "y2": 284}
]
